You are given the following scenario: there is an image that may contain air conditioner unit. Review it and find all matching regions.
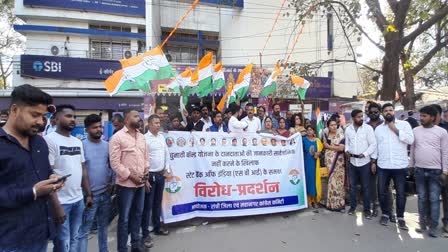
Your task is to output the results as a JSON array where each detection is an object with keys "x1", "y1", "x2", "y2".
[
  {"x1": 123, "y1": 50, "x2": 132, "y2": 59},
  {"x1": 50, "y1": 45, "x2": 59, "y2": 56}
]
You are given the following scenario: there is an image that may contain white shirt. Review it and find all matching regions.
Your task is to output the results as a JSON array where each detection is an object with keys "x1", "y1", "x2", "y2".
[
  {"x1": 374, "y1": 120, "x2": 414, "y2": 169},
  {"x1": 345, "y1": 123, "x2": 377, "y2": 166},
  {"x1": 45, "y1": 132, "x2": 85, "y2": 204},
  {"x1": 201, "y1": 117, "x2": 213, "y2": 132},
  {"x1": 242, "y1": 116, "x2": 261, "y2": 133},
  {"x1": 228, "y1": 116, "x2": 248, "y2": 133},
  {"x1": 145, "y1": 132, "x2": 170, "y2": 173}
]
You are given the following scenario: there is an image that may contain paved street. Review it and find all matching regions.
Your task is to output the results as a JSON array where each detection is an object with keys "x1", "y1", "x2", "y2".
[{"x1": 60, "y1": 195, "x2": 445, "y2": 252}]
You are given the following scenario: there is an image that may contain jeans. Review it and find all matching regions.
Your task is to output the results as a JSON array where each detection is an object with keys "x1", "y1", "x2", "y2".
[
  {"x1": 116, "y1": 185, "x2": 145, "y2": 252},
  {"x1": 415, "y1": 168, "x2": 442, "y2": 229},
  {"x1": 142, "y1": 173, "x2": 166, "y2": 238},
  {"x1": 378, "y1": 167, "x2": 407, "y2": 218},
  {"x1": 53, "y1": 199, "x2": 85, "y2": 252},
  {"x1": 0, "y1": 241, "x2": 47, "y2": 252},
  {"x1": 441, "y1": 175, "x2": 448, "y2": 226},
  {"x1": 77, "y1": 191, "x2": 112, "y2": 252},
  {"x1": 349, "y1": 163, "x2": 371, "y2": 211}
]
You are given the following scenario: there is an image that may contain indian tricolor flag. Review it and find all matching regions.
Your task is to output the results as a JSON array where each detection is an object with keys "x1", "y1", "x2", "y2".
[
  {"x1": 104, "y1": 46, "x2": 174, "y2": 95},
  {"x1": 260, "y1": 62, "x2": 281, "y2": 97},
  {"x1": 212, "y1": 62, "x2": 225, "y2": 91},
  {"x1": 316, "y1": 106, "x2": 324, "y2": 138},
  {"x1": 195, "y1": 52, "x2": 214, "y2": 97},
  {"x1": 291, "y1": 73, "x2": 310, "y2": 100},
  {"x1": 232, "y1": 63, "x2": 253, "y2": 102},
  {"x1": 167, "y1": 67, "x2": 192, "y2": 94}
]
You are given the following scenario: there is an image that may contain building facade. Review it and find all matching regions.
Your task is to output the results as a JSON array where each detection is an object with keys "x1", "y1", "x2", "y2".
[{"x1": 6, "y1": 0, "x2": 362, "y2": 120}]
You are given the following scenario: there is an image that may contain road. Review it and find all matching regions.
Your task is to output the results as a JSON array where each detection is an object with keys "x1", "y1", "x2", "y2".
[{"x1": 50, "y1": 195, "x2": 445, "y2": 252}]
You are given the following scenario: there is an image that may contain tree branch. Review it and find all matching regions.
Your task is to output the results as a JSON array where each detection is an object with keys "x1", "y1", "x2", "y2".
[
  {"x1": 411, "y1": 39, "x2": 448, "y2": 74},
  {"x1": 365, "y1": 0, "x2": 389, "y2": 31},
  {"x1": 402, "y1": 5, "x2": 448, "y2": 46},
  {"x1": 327, "y1": 1, "x2": 385, "y2": 51},
  {"x1": 393, "y1": 0, "x2": 411, "y2": 30}
]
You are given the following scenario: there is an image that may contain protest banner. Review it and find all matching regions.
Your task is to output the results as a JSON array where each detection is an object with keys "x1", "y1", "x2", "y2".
[{"x1": 161, "y1": 132, "x2": 307, "y2": 223}]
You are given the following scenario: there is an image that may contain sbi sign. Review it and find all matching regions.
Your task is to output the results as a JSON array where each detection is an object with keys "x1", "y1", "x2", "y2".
[{"x1": 33, "y1": 61, "x2": 62, "y2": 72}]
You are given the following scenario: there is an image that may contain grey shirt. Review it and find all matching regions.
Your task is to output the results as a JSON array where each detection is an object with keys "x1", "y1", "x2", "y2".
[{"x1": 83, "y1": 139, "x2": 112, "y2": 196}]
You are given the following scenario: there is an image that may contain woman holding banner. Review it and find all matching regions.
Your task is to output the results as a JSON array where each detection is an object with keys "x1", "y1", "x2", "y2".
[
  {"x1": 323, "y1": 119, "x2": 346, "y2": 212},
  {"x1": 261, "y1": 117, "x2": 276, "y2": 135},
  {"x1": 289, "y1": 114, "x2": 306, "y2": 136},
  {"x1": 276, "y1": 118, "x2": 291, "y2": 137},
  {"x1": 302, "y1": 126, "x2": 323, "y2": 211}
]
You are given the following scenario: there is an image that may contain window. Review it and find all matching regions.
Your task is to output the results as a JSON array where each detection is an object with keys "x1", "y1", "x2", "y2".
[
  {"x1": 165, "y1": 46, "x2": 198, "y2": 64},
  {"x1": 89, "y1": 24, "x2": 131, "y2": 33},
  {"x1": 90, "y1": 40, "x2": 131, "y2": 60}
]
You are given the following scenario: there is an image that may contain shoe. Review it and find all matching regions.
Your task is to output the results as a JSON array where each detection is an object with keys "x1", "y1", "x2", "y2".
[
  {"x1": 443, "y1": 224, "x2": 448, "y2": 233},
  {"x1": 348, "y1": 208, "x2": 356, "y2": 215},
  {"x1": 415, "y1": 225, "x2": 427, "y2": 234},
  {"x1": 390, "y1": 215, "x2": 397, "y2": 223},
  {"x1": 144, "y1": 236, "x2": 154, "y2": 248},
  {"x1": 428, "y1": 227, "x2": 439, "y2": 238},
  {"x1": 372, "y1": 209, "x2": 378, "y2": 217},
  {"x1": 131, "y1": 246, "x2": 144, "y2": 252},
  {"x1": 380, "y1": 216, "x2": 389, "y2": 226},
  {"x1": 398, "y1": 219, "x2": 409, "y2": 231},
  {"x1": 364, "y1": 211, "x2": 372, "y2": 220},
  {"x1": 154, "y1": 228, "x2": 170, "y2": 236}
]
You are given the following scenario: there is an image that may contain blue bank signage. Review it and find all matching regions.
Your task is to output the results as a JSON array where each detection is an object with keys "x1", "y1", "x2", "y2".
[
  {"x1": 23, "y1": 0, "x2": 145, "y2": 17},
  {"x1": 21, "y1": 55, "x2": 121, "y2": 80}
]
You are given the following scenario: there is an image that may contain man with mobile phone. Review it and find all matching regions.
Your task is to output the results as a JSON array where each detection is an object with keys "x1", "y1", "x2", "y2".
[
  {"x1": 110, "y1": 110, "x2": 149, "y2": 252},
  {"x1": 345, "y1": 109, "x2": 377, "y2": 219},
  {"x1": 0, "y1": 85, "x2": 65, "y2": 252},
  {"x1": 77, "y1": 114, "x2": 113, "y2": 252},
  {"x1": 45, "y1": 105, "x2": 93, "y2": 252}
]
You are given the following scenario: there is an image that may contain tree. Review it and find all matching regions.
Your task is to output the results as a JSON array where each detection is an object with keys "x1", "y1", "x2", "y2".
[
  {"x1": 0, "y1": 0, "x2": 24, "y2": 89},
  {"x1": 287, "y1": 0, "x2": 448, "y2": 109}
]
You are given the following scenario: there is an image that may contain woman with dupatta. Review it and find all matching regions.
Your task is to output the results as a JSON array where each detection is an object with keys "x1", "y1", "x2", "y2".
[
  {"x1": 323, "y1": 118, "x2": 346, "y2": 212},
  {"x1": 302, "y1": 126, "x2": 323, "y2": 211}
]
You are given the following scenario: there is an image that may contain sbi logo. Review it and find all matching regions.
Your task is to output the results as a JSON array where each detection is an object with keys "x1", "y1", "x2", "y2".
[{"x1": 33, "y1": 61, "x2": 62, "y2": 72}]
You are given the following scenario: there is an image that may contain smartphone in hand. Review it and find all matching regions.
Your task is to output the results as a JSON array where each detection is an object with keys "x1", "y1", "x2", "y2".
[{"x1": 54, "y1": 174, "x2": 71, "y2": 183}]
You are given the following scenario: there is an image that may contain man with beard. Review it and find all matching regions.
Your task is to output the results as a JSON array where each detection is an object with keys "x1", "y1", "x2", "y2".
[
  {"x1": 109, "y1": 110, "x2": 149, "y2": 252},
  {"x1": 410, "y1": 105, "x2": 448, "y2": 237},
  {"x1": 168, "y1": 114, "x2": 185, "y2": 131},
  {"x1": 345, "y1": 109, "x2": 377, "y2": 219},
  {"x1": 367, "y1": 102, "x2": 392, "y2": 218},
  {"x1": 77, "y1": 114, "x2": 112, "y2": 252},
  {"x1": 45, "y1": 105, "x2": 93, "y2": 252},
  {"x1": 0, "y1": 84, "x2": 65, "y2": 252},
  {"x1": 185, "y1": 106, "x2": 204, "y2": 131},
  {"x1": 271, "y1": 104, "x2": 281, "y2": 129},
  {"x1": 208, "y1": 111, "x2": 228, "y2": 132},
  {"x1": 200, "y1": 105, "x2": 213, "y2": 131},
  {"x1": 373, "y1": 103, "x2": 414, "y2": 230},
  {"x1": 0, "y1": 109, "x2": 8, "y2": 127}
]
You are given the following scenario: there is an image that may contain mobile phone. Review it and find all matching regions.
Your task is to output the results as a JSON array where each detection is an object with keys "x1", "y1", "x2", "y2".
[{"x1": 54, "y1": 174, "x2": 71, "y2": 183}]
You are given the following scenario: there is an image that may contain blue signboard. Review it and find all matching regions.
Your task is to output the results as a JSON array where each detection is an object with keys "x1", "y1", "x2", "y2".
[
  {"x1": 23, "y1": 0, "x2": 243, "y2": 16},
  {"x1": 21, "y1": 55, "x2": 121, "y2": 80},
  {"x1": 23, "y1": 0, "x2": 145, "y2": 17}
]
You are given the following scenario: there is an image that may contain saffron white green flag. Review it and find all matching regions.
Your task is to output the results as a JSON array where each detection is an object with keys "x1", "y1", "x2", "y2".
[
  {"x1": 260, "y1": 62, "x2": 281, "y2": 97},
  {"x1": 232, "y1": 63, "x2": 253, "y2": 101},
  {"x1": 316, "y1": 107, "x2": 324, "y2": 138},
  {"x1": 195, "y1": 52, "x2": 214, "y2": 97},
  {"x1": 167, "y1": 67, "x2": 192, "y2": 94},
  {"x1": 291, "y1": 73, "x2": 310, "y2": 100},
  {"x1": 212, "y1": 62, "x2": 226, "y2": 91},
  {"x1": 104, "y1": 46, "x2": 174, "y2": 95}
]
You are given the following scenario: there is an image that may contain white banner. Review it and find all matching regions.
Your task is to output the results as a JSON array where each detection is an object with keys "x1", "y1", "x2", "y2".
[{"x1": 161, "y1": 132, "x2": 307, "y2": 223}]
